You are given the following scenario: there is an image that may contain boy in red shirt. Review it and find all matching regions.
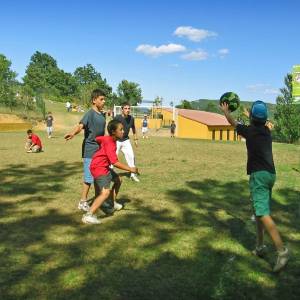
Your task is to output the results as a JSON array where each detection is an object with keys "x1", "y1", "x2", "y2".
[
  {"x1": 25, "y1": 129, "x2": 43, "y2": 153},
  {"x1": 82, "y1": 120, "x2": 139, "y2": 224}
]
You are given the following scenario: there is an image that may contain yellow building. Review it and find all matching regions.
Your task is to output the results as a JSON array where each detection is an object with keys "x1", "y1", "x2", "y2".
[{"x1": 162, "y1": 108, "x2": 238, "y2": 141}]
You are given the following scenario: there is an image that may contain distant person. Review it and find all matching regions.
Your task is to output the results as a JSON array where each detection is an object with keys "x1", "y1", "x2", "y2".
[
  {"x1": 170, "y1": 120, "x2": 176, "y2": 138},
  {"x1": 64, "y1": 89, "x2": 106, "y2": 212},
  {"x1": 220, "y1": 101, "x2": 289, "y2": 273},
  {"x1": 25, "y1": 129, "x2": 42, "y2": 153},
  {"x1": 66, "y1": 101, "x2": 71, "y2": 112},
  {"x1": 82, "y1": 120, "x2": 139, "y2": 224},
  {"x1": 141, "y1": 115, "x2": 149, "y2": 139},
  {"x1": 45, "y1": 112, "x2": 54, "y2": 138},
  {"x1": 114, "y1": 102, "x2": 140, "y2": 182}
]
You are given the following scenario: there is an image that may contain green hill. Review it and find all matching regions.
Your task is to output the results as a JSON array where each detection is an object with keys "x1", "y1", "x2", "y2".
[{"x1": 190, "y1": 99, "x2": 276, "y2": 119}]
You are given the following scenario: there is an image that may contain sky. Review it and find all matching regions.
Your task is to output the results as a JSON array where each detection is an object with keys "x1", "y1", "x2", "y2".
[{"x1": 0, "y1": 0, "x2": 299, "y2": 104}]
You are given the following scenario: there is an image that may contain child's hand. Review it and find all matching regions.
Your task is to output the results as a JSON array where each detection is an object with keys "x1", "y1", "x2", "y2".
[
  {"x1": 219, "y1": 102, "x2": 230, "y2": 114},
  {"x1": 64, "y1": 133, "x2": 74, "y2": 140},
  {"x1": 130, "y1": 167, "x2": 139, "y2": 174},
  {"x1": 243, "y1": 107, "x2": 250, "y2": 118}
]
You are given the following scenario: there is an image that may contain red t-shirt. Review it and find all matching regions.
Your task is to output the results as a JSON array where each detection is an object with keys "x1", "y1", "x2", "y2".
[
  {"x1": 31, "y1": 134, "x2": 42, "y2": 148},
  {"x1": 90, "y1": 136, "x2": 118, "y2": 178}
]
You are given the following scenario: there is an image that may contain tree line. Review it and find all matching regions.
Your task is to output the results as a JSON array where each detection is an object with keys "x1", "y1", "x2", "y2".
[{"x1": 0, "y1": 51, "x2": 143, "y2": 115}]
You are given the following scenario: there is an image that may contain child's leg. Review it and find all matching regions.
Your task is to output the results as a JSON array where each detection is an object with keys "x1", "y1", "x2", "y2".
[
  {"x1": 260, "y1": 215, "x2": 284, "y2": 252},
  {"x1": 81, "y1": 182, "x2": 91, "y2": 201},
  {"x1": 89, "y1": 188, "x2": 111, "y2": 214},
  {"x1": 255, "y1": 216, "x2": 265, "y2": 246},
  {"x1": 111, "y1": 175, "x2": 122, "y2": 202},
  {"x1": 81, "y1": 158, "x2": 93, "y2": 201},
  {"x1": 25, "y1": 140, "x2": 32, "y2": 150}
]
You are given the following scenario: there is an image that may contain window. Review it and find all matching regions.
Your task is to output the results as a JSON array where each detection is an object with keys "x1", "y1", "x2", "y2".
[
  {"x1": 212, "y1": 130, "x2": 215, "y2": 140},
  {"x1": 220, "y1": 129, "x2": 223, "y2": 140},
  {"x1": 234, "y1": 129, "x2": 237, "y2": 141},
  {"x1": 227, "y1": 129, "x2": 230, "y2": 141}
]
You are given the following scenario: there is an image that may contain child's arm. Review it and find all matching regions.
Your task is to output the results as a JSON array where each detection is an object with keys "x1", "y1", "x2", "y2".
[
  {"x1": 64, "y1": 123, "x2": 84, "y2": 140},
  {"x1": 113, "y1": 161, "x2": 139, "y2": 174},
  {"x1": 219, "y1": 103, "x2": 238, "y2": 127}
]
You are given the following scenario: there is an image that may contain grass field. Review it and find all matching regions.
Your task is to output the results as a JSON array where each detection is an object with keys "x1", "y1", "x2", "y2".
[{"x1": 0, "y1": 127, "x2": 300, "y2": 299}]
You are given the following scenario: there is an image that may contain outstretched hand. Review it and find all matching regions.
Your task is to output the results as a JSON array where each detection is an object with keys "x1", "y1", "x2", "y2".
[
  {"x1": 64, "y1": 133, "x2": 74, "y2": 141},
  {"x1": 219, "y1": 102, "x2": 230, "y2": 114},
  {"x1": 243, "y1": 107, "x2": 250, "y2": 118},
  {"x1": 131, "y1": 167, "x2": 139, "y2": 175}
]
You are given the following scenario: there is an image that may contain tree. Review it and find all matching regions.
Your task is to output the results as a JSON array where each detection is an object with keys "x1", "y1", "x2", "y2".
[
  {"x1": 0, "y1": 54, "x2": 18, "y2": 110},
  {"x1": 117, "y1": 80, "x2": 142, "y2": 106},
  {"x1": 274, "y1": 74, "x2": 300, "y2": 143},
  {"x1": 74, "y1": 64, "x2": 112, "y2": 107},
  {"x1": 176, "y1": 99, "x2": 192, "y2": 109},
  {"x1": 23, "y1": 51, "x2": 79, "y2": 101},
  {"x1": 205, "y1": 102, "x2": 219, "y2": 113},
  {"x1": 153, "y1": 96, "x2": 163, "y2": 107}
]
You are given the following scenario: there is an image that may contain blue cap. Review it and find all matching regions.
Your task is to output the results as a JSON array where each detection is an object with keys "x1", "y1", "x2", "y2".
[{"x1": 251, "y1": 100, "x2": 268, "y2": 122}]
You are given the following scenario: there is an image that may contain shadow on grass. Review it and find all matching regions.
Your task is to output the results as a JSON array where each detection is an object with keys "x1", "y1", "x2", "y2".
[{"x1": 0, "y1": 169, "x2": 299, "y2": 299}]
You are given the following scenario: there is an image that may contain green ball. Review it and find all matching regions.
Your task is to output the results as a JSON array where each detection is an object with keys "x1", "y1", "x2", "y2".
[{"x1": 219, "y1": 92, "x2": 240, "y2": 112}]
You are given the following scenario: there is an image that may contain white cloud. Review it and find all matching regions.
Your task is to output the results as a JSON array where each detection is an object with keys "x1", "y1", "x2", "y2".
[
  {"x1": 182, "y1": 49, "x2": 208, "y2": 61},
  {"x1": 246, "y1": 84, "x2": 279, "y2": 95},
  {"x1": 136, "y1": 43, "x2": 186, "y2": 57},
  {"x1": 264, "y1": 88, "x2": 279, "y2": 95},
  {"x1": 218, "y1": 48, "x2": 229, "y2": 58},
  {"x1": 174, "y1": 26, "x2": 217, "y2": 42}
]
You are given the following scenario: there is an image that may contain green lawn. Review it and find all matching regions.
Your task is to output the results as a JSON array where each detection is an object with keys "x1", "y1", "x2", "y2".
[{"x1": 0, "y1": 130, "x2": 299, "y2": 300}]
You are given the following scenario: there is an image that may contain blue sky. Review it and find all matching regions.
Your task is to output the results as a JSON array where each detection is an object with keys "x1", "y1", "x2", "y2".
[{"x1": 0, "y1": 0, "x2": 299, "y2": 104}]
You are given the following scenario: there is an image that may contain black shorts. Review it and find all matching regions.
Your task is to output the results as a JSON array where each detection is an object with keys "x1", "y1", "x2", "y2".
[{"x1": 94, "y1": 169, "x2": 119, "y2": 190}]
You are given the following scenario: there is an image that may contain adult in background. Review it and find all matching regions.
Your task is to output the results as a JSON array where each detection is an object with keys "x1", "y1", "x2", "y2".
[
  {"x1": 114, "y1": 102, "x2": 140, "y2": 182},
  {"x1": 66, "y1": 101, "x2": 71, "y2": 112},
  {"x1": 141, "y1": 114, "x2": 149, "y2": 139},
  {"x1": 64, "y1": 89, "x2": 106, "y2": 211},
  {"x1": 45, "y1": 111, "x2": 54, "y2": 138}
]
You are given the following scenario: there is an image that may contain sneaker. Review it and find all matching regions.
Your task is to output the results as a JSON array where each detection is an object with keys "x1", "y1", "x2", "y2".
[
  {"x1": 252, "y1": 245, "x2": 267, "y2": 258},
  {"x1": 131, "y1": 174, "x2": 140, "y2": 182},
  {"x1": 114, "y1": 201, "x2": 123, "y2": 211},
  {"x1": 78, "y1": 201, "x2": 90, "y2": 212},
  {"x1": 82, "y1": 213, "x2": 101, "y2": 224},
  {"x1": 273, "y1": 247, "x2": 289, "y2": 272}
]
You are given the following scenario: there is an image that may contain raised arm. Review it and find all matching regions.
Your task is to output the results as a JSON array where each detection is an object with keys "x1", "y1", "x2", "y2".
[{"x1": 219, "y1": 103, "x2": 238, "y2": 127}]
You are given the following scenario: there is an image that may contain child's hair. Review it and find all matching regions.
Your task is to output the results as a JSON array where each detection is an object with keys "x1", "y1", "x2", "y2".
[
  {"x1": 121, "y1": 102, "x2": 130, "y2": 108},
  {"x1": 91, "y1": 89, "x2": 106, "y2": 102},
  {"x1": 107, "y1": 120, "x2": 122, "y2": 135},
  {"x1": 27, "y1": 129, "x2": 32, "y2": 134}
]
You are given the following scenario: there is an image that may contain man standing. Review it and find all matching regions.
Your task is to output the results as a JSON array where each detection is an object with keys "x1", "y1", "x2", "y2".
[
  {"x1": 66, "y1": 101, "x2": 71, "y2": 112},
  {"x1": 64, "y1": 89, "x2": 106, "y2": 211},
  {"x1": 114, "y1": 102, "x2": 140, "y2": 182},
  {"x1": 45, "y1": 112, "x2": 54, "y2": 138},
  {"x1": 141, "y1": 114, "x2": 149, "y2": 139}
]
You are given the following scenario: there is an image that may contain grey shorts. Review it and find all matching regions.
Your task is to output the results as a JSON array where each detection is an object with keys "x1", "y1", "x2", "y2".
[{"x1": 94, "y1": 169, "x2": 119, "y2": 190}]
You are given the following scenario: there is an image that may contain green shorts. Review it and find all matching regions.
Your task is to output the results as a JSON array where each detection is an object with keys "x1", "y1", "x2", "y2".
[
  {"x1": 249, "y1": 171, "x2": 276, "y2": 217},
  {"x1": 94, "y1": 170, "x2": 119, "y2": 190}
]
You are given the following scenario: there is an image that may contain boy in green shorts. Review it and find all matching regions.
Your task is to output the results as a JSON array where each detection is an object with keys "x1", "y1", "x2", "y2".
[{"x1": 220, "y1": 100, "x2": 289, "y2": 272}]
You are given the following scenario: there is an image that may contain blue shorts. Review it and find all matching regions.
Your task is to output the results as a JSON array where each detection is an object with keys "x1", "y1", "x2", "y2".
[{"x1": 83, "y1": 158, "x2": 94, "y2": 184}]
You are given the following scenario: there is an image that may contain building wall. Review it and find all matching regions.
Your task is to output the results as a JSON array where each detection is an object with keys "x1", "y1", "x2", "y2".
[
  {"x1": 161, "y1": 108, "x2": 236, "y2": 141},
  {"x1": 177, "y1": 115, "x2": 209, "y2": 139},
  {"x1": 207, "y1": 126, "x2": 236, "y2": 141}
]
